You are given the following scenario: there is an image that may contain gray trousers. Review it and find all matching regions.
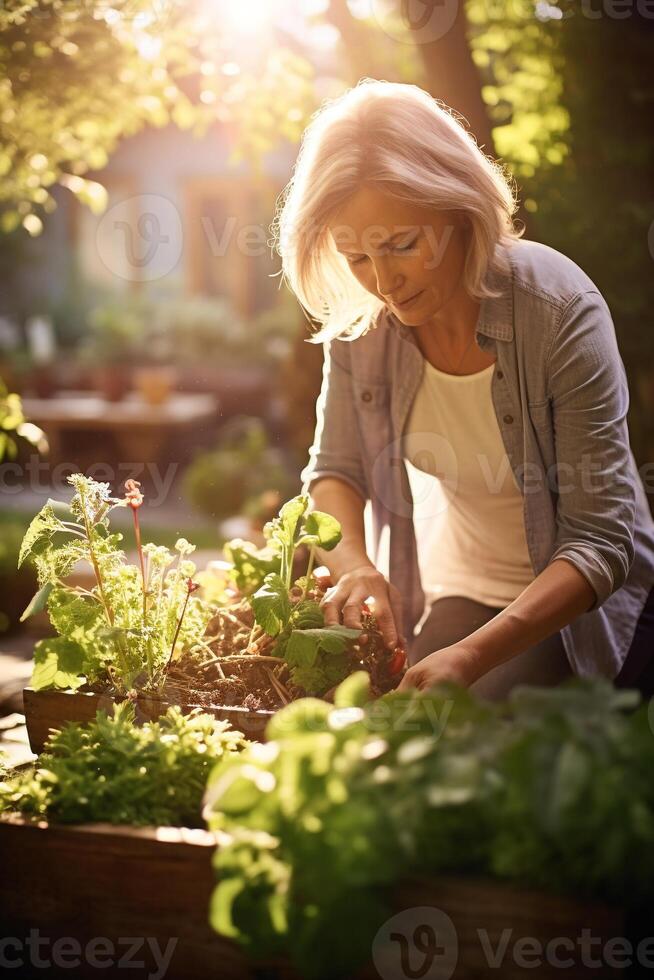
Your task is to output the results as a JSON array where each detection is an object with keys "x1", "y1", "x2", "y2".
[{"x1": 409, "y1": 595, "x2": 573, "y2": 701}]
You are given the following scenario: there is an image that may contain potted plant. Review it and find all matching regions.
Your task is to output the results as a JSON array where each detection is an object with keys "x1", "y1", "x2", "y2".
[
  {"x1": 19, "y1": 476, "x2": 406, "y2": 752},
  {"x1": 146, "y1": 292, "x2": 297, "y2": 417},
  {"x1": 0, "y1": 702, "x2": 251, "y2": 979},
  {"x1": 0, "y1": 517, "x2": 37, "y2": 634},
  {"x1": 80, "y1": 301, "x2": 146, "y2": 401},
  {"x1": 0, "y1": 380, "x2": 44, "y2": 631},
  {"x1": 182, "y1": 415, "x2": 298, "y2": 534}
]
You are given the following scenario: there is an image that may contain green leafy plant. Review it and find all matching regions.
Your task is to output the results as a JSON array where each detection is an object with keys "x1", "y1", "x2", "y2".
[
  {"x1": 190, "y1": 493, "x2": 388, "y2": 705},
  {"x1": 183, "y1": 416, "x2": 297, "y2": 524},
  {"x1": 0, "y1": 378, "x2": 46, "y2": 460},
  {"x1": 18, "y1": 474, "x2": 211, "y2": 695},
  {"x1": 241, "y1": 494, "x2": 362, "y2": 696},
  {"x1": 0, "y1": 513, "x2": 36, "y2": 633},
  {"x1": 81, "y1": 301, "x2": 146, "y2": 365},
  {"x1": 206, "y1": 677, "x2": 654, "y2": 979},
  {"x1": 0, "y1": 702, "x2": 246, "y2": 827}
]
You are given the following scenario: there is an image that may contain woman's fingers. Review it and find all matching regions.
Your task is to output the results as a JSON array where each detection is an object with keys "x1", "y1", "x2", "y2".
[
  {"x1": 320, "y1": 588, "x2": 347, "y2": 628},
  {"x1": 321, "y1": 588, "x2": 367, "y2": 629},
  {"x1": 341, "y1": 597, "x2": 366, "y2": 630},
  {"x1": 319, "y1": 569, "x2": 403, "y2": 649},
  {"x1": 373, "y1": 602, "x2": 399, "y2": 649},
  {"x1": 322, "y1": 591, "x2": 398, "y2": 647},
  {"x1": 398, "y1": 664, "x2": 423, "y2": 691}
]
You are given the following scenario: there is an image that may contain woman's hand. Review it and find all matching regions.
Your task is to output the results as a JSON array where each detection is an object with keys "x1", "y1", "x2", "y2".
[
  {"x1": 320, "y1": 564, "x2": 404, "y2": 649},
  {"x1": 397, "y1": 644, "x2": 478, "y2": 692}
]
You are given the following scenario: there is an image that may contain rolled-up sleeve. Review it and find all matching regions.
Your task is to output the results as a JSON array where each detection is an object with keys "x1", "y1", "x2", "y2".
[
  {"x1": 547, "y1": 289, "x2": 636, "y2": 609},
  {"x1": 300, "y1": 339, "x2": 369, "y2": 502}
]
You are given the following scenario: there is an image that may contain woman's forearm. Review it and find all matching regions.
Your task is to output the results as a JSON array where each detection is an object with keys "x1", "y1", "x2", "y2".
[
  {"x1": 308, "y1": 477, "x2": 373, "y2": 581},
  {"x1": 457, "y1": 558, "x2": 596, "y2": 683}
]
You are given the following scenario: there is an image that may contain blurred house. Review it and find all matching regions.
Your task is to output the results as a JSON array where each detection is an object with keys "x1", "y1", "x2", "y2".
[{"x1": 20, "y1": 121, "x2": 295, "y2": 320}]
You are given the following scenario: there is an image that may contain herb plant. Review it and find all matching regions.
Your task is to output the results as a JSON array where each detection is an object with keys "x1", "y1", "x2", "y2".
[
  {"x1": 0, "y1": 378, "x2": 47, "y2": 461},
  {"x1": 234, "y1": 494, "x2": 362, "y2": 695},
  {"x1": 0, "y1": 702, "x2": 246, "y2": 827},
  {"x1": 206, "y1": 677, "x2": 654, "y2": 979},
  {"x1": 18, "y1": 475, "x2": 211, "y2": 695}
]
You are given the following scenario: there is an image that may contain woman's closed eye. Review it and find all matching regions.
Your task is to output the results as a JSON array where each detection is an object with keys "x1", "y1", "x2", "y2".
[{"x1": 347, "y1": 237, "x2": 419, "y2": 265}]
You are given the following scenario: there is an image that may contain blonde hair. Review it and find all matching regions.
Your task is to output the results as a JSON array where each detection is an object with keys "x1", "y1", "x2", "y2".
[{"x1": 272, "y1": 78, "x2": 522, "y2": 342}]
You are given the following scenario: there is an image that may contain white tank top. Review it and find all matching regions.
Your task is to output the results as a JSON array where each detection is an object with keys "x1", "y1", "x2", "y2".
[{"x1": 403, "y1": 359, "x2": 535, "y2": 609}]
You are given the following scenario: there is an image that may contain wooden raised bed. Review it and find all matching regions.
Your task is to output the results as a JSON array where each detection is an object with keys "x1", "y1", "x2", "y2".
[
  {"x1": 23, "y1": 687, "x2": 274, "y2": 755},
  {"x1": 0, "y1": 814, "x2": 627, "y2": 980}
]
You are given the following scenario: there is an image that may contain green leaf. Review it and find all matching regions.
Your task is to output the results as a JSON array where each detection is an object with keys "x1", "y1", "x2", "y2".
[
  {"x1": 251, "y1": 574, "x2": 291, "y2": 637},
  {"x1": 334, "y1": 671, "x2": 371, "y2": 708},
  {"x1": 285, "y1": 630, "x2": 321, "y2": 669},
  {"x1": 31, "y1": 637, "x2": 86, "y2": 691},
  {"x1": 224, "y1": 539, "x2": 280, "y2": 595},
  {"x1": 291, "y1": 652, "x2": 350, "y2": 695},
  {"x1": 18, "y1": 502, "x2": 60, "y2": 567},
  {"x1": 209, "y1": 878, "x2": 247, "y2": 939},
  {"x1": 544, "y1": 742, "x2": 590, "y2": 832},
  {"x1": 264, "y1": 495, "x2": 307, "y2": 548},
  {"x1": 291, "y1": 599, "x2": 324, "y2": 630},
  {"x1": 20, "y1": 581, "x2": 54, "y2": 622},
  {"x1": 298, "y1": 510, "x2": 342, "y2": 551},
  {"x1": 266, "y1": 698, "x2": 331, "y2": 739},
  {"x1": 47, "y1": 589, "x2": 105, "y2": 637},
  {"x1": 288, "y1": 625, "x2": 360, "y2": 658}
]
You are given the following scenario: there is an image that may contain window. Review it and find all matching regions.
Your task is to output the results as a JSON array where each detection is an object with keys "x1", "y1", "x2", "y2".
[{"x1": 183, "y1": 177, "x2": 280, "y2": 316}]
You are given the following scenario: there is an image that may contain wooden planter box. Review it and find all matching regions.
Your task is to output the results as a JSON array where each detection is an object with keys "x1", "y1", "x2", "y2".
[
  {"x1": 23, "y1": 687, "x2": 274, "y2": 755},
  {"x1": 0, "y1": 815, "x2": 627, "y2": 980}
]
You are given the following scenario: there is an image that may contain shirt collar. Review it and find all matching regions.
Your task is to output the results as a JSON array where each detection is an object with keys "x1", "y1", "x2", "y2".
[{"x1": 475, "y1": 243, "x2": 514, "y2": 343}]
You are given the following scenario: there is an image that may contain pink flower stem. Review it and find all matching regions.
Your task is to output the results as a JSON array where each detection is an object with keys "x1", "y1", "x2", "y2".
[{"x1": 132, "y1": 505, "x2": 147, "y2": 623}]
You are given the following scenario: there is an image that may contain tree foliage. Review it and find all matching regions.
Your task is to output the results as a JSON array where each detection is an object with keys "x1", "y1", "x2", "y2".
[{"x1": 0, "y1": 0, "x2": 315, "y2": 234}]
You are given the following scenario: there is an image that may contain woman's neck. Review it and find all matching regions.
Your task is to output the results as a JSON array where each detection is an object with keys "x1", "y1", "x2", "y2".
[{"x1": 413, "y1": 285, "x2": 485, "y2": 372}]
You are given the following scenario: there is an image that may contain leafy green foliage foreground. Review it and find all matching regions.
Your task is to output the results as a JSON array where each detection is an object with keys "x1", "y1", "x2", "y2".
[
  {"x1": 206, "y1": 675, "x2": 654, "y2": 979},
  {"x1": 0, "y1": 703, "x2": 246, "y2": 827},
  {"x1": 19, "y1": 475, "x2": 211, "y2": 694}
]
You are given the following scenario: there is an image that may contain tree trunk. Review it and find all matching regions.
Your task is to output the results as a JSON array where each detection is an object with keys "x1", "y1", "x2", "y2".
[{"x1": 410, "y1": 0, "x2": 495, "y2": 152}]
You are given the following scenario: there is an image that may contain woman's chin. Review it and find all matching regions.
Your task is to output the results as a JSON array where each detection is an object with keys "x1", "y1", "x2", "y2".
[{"x1": 391, "y1": 304, "x2": 431, "y2": 326}]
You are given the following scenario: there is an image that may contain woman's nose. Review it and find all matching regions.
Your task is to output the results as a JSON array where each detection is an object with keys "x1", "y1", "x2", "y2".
[{"x1": 372, "y1": 258, "x2": 403, "y2": 298}]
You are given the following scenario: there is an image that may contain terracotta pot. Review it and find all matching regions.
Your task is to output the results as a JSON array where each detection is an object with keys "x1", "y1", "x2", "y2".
[
  {"x1": 93, "y1": 365, "x2": 131, "y2": 402},
  {"x1": 28, "y1": 364, "x2": 57, "y2": 399},
  {"x1": 133, "y1": 365, "x2": 177, "y2": 406}
]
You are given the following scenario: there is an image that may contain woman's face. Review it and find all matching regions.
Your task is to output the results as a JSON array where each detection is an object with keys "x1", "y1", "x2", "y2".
[{"x1": 327, "y1": 185, "x2": 469, "y2": 325}]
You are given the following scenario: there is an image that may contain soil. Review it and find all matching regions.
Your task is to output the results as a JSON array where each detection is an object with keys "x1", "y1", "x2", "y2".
[{"x1": 163, "y1": 581, "x2": 406, "y2": 712}]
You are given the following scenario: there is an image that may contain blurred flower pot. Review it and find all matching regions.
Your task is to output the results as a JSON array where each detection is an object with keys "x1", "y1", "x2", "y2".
[
  {"x1": 134, "y1": 365, "x2": 177, "y2": 406},
  {"x1": 93, "y1": 364, "x2": 131, "y2": 402},
  {"x1": 29, "y1": 364, "x2": 57, "y2": 399}
]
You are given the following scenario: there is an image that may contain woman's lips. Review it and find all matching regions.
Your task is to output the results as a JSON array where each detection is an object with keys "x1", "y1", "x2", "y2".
[{"x1": 394, "y1": 291, "x2": 423, "y2": 309}]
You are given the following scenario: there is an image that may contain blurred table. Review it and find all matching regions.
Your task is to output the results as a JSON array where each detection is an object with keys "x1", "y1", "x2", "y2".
[{"x1": 22, "y1": 391, "x2": 218, "y2": 464}]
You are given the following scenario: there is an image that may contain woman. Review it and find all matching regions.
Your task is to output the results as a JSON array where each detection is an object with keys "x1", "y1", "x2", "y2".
[{"x1": 274, "y1": 79, "x2": 654, "y2": 699}]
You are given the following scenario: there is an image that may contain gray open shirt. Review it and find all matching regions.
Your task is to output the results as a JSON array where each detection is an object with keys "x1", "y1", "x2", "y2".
[{"x1": 301, "y1": 239, "x2": 654, "y2": 678}]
